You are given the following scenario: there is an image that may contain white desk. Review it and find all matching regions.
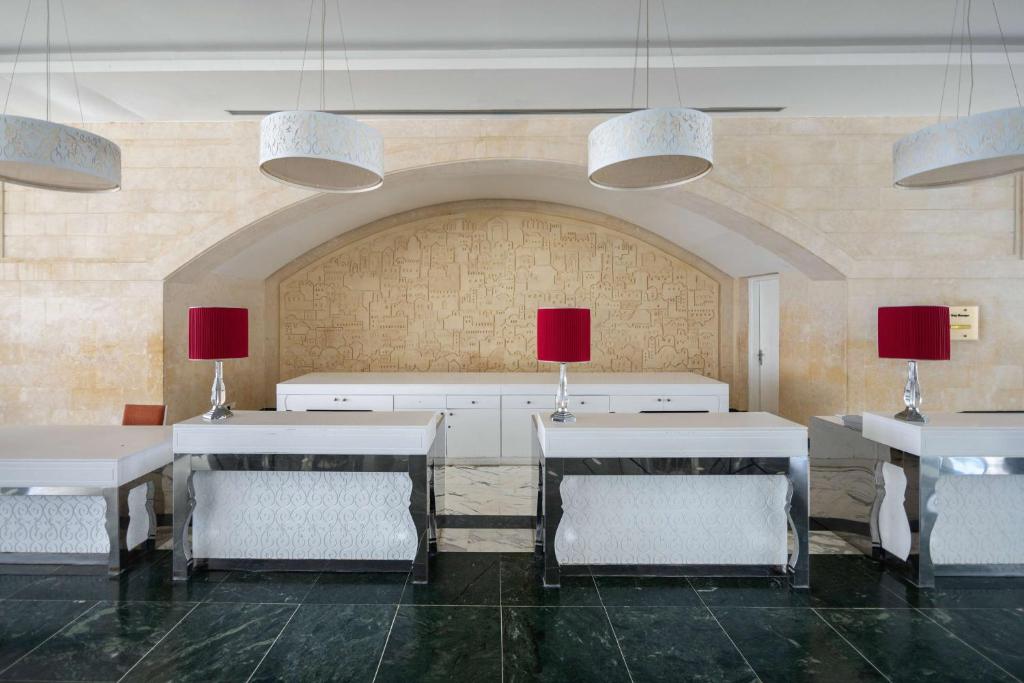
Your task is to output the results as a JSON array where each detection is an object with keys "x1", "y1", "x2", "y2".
[
  {"x1": 277, "y1": 371, "x2": 729, "y2": 464},
  {"x1": 862, "y1": 412, "x2": 1024, "y2": 587},
  {"x1": 533, "y1": 412, "x2": 809, "y2": 588},
  {"x1": 0, "y1": 426, "x2": 171, "y2": 574},
  {"x1": 172, "y1": 411, "x2": 443, "y2": 582}
]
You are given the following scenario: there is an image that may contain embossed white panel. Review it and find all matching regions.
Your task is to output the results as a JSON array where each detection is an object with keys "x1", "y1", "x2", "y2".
[
  {"x1": 932, "y1": 475, "x2": 1024, "y2": 565},
  {"x1": 193, "y1": 471, "x2": 418, "y2": 560},
  {"x1": 0, "y1": 485, "x2": 150, "y2": 554},
  {"x1": 554, "y1": 475, "x2": 789, "y2": 566}
]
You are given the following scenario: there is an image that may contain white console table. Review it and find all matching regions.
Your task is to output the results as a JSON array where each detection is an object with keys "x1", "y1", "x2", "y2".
[
  {"x1": 533, "y1": 412, "x2": 809, "y2": 588},
  {"x1": 172, "y1": 411, "x2": 443, "y2": 582},
  {"x1": 862, "y1": 412, "x2": 1024, "y2": 587},
  {"x1": 0, "y1": 426, "x2": 170, "y2": 575},
  {"x1": 277, "y1": 372, "x2": 729, "y2": 463}
]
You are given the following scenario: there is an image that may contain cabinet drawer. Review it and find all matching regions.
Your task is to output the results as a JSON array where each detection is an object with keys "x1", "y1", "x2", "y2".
[
  {"x1": 394, "y1": 395, "x2": 446, "y2": 410},
  {"x1": 446, "y1": 396, "x2": 499, "y2": 410},
  {"x1": 283, "y1": 394, "x2": 394, "y2": 411},
  {"x1": 610, "y1": 395, "x2": 719, "y2": 413},
  {"x1": 502, "y1": 395, "x2": 610, "y2": 411}
]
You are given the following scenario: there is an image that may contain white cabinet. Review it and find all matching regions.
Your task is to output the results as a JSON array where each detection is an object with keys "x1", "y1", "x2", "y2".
[
  {"x1": 444, "y1": 403, "x2": 499, "y2": 462},
  {"x1": 501, "y1": 395, "x2": 609, "y2": 463},
  {"x1": 394, "y1": 395, "x2": 446, "y2": 410},
  {"x1": 281, "y1": 394, "x2": 394, "y2": 411},
  {"x1": 610, "y1": 395, "x2": 719, "y2": 413}
]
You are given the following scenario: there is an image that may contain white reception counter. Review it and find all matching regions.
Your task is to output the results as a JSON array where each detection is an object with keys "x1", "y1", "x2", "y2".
[
  {"x1": 277, "y1": 371, "x2": 729, "y2": 464},
  {"x1": 533, "y1": 412, "x2": 809, "y2": 588},
  {"x1": 861, "y1": 411, "x2": 1024, "y2": 587},
  {"x1": 172, "y1": 411, "x2": 443, "y2": 582}
]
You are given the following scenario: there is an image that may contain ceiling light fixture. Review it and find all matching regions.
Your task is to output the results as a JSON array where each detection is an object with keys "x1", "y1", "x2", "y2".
[
  {"x1": 0, "y1": 0, "x2": 120, "y2": 193},
  {"x1": 587, "y1": 0, "x2": 713, "y2": 190},
  {"x1": 259, "y1": 0, "x2": 382, "y2": 193},
  {"x1": 894, "y1": 0, "x2": 1024, "y2": 188}
]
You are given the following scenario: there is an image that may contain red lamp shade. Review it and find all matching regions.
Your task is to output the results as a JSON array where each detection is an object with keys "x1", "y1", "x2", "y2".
[
  {"x1": 537, "y1": 308, "x2": 591, "y2": 363},
  {"x1": 188, "y1": 307, "x2": 248, "y2": 360},
  {"x1": 877, "y1": 306, "x2": 950, "y2": 361}
]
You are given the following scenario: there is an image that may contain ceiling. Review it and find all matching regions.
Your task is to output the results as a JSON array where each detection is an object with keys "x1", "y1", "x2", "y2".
[{"x1": 1, "y1": 0, "x2": 1024, "y2": 121}]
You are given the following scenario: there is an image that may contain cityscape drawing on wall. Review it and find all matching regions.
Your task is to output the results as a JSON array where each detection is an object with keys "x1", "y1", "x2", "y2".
[{"x1": 280, "y1": 205, "x2": 719, "y2": 377}]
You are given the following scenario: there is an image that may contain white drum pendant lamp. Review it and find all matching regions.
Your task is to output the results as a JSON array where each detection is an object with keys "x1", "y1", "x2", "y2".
[
  {"x1": 588, "y1": 107, "x2": 713, "y2": 190},
  {"x1": 894, "y1": 0, "x2": 1024, "y2": 188},
  {"x1": 0, "y1": 0, "x2": 121, "y2": 192},
  {"x1": 894, "y1": 107, "x2": 1024, "y2": 188},
  {"x1": 587, "y1": 0, "x2": 713, "y2": 190},
  {"x1": 259, "y1": 0, "x2": 382, "y2": 193}
]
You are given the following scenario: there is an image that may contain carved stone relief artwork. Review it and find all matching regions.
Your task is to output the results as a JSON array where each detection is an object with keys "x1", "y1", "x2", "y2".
[{"x1": 279, "y1": 207, "x2": 720, "y2": 378}]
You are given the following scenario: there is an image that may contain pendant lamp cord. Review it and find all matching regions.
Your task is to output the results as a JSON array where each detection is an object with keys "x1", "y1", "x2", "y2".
[
  {"x1": 4, "y1": 0, "x2": 33, "y2": 116},
  {"x1": 45, "y1": 0, "x2": 50, "y2": 121},
  {"x1": 938, "y1": 0, "x2": 959, "y2": 122},
  {"x1": 630, "y1": 0, "x2": 641, "y2": 109},
  {"x1": 335, "y1": 0, "x2": 356, "y2": 110},
  {"x1": 60, "y1": 0, "x2": 85, "y2": 125},
  {"x1": 660, "y1": 0, "x2": 683, "y2": 108},
  {"x1": 643, "y1": 0, "x2": 651, "y2": 108},
  {"x1": 967, "y1": 0, "x2": 974, "y2": 116},
  {"x1": 295, "y1": 0, "x2": 315, "y2": 110},
  {"x1": 319, "y1": 0, "x2": 326, "y2": 111},
  {"x1": 992, "y1": 0, "x2": 1022, "y2": 107}
]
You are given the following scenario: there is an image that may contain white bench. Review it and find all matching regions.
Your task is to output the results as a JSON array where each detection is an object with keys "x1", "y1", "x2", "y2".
[{"x1": 0, "y1": 425, "x2": 172, "y2": 576}]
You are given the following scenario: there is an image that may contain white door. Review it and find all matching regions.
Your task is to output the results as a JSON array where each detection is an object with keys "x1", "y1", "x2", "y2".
[
  {"x1": 748, "y1": 275, "x2": 780, "y2": 413},
  {"x1": 446, "y1": 409, "x2": 501, "y2": 462}
]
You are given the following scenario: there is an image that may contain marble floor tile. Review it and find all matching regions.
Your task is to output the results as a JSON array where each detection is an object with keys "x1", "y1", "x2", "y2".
[
  {"x1": 808, "y1": 529, "x2": 862, "y2": 555},
  {"x1": 818, "y1": 608, "x2": 1018, "y2": 682},
  {"x1": 690, "y1": 576, "x2": 812, "y2": 608},
  {"x1": 808, "y1": 555, "x2": 913, "y2": 608},
  {"x1": 607, "y1": 606, "x2": 757, "y2": 683},
  {"x1": 923, "y1": 608, "x2": 1024, "y2": 679},
  {"x1": 500, "y1": 554, "x2": 602, "y2": 607},
  {"x1": 0, "y1": 601, "x2": 195, "y2": 682},
  {"x1": 437, "y1": 528, "x2": 535, "y2": 553},
  {"x1": 442, "y1": 465, "x2": 537, "y2": 516},
  {"x1": 402, "y1": 552, "x2": 500, "y2": 606},
  {"x1": 0, "y1": 600, "x2": 94, "y2": 673},
  {"x1": 713, "y1": 607, "x2": 886, "y2": 682},
  {"x1": 594, "y1": 576, "x2": 704, "y2": 607},
  {"x1": 303, "y1": 571, "x2": 409, "y2": 604},
  {"x1": 503, "y1": 606, "x2": 630, "y2": 682},
  {"x1": 376, "y1": 606, "x2": 501, "y2": 683},
  {"x1": 203, "y1": 570, "x2": 319, "y2": 604},
  {"x1": 249, "y1": 604, "x2": 395, "y2": 683},
  {"x1": 120, "y1": 602, "x2": 296, "y2": 683}
]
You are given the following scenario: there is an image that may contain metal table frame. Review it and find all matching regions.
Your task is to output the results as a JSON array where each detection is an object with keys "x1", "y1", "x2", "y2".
[
  {"x1": 535, "y1": 430, "x2": 809, "y2": 589},
  {"x1": 172, "y1": 434, "x2": 442, "y2": 583},
  {"x1": 888, "y1": 450, "x2": 1024, "y2": 588},
  {"x1": 1, "y1": 471, "x2": 160, "y2": 577}
]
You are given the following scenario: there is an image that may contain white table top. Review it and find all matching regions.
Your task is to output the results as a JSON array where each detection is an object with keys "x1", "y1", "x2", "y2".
[
  {"x1": 862, "y1": 411, "x2": 1024, "y2": 457},
  {"x1": 173, "y1": 410, "x2": 442, "y2": 455},
  {"x1": 277, "y1": 371, "x2": 727, "y2": 396},
  {"x1": 0, "y1": 426, "x2": 171, "y2": 488},
  {"x1": 534, "y1": 412, "x2": 807, "y2": 459}
]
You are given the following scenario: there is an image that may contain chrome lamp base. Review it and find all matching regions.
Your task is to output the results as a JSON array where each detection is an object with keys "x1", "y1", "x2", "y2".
[
  {"x1": 202, "y1": 360, "x2": 233, "y2": 422},
  {"x1": 550, "y1": 362, "x2": 576, "y2": 423},
  {"x1": 894, "y1": 359, "x2": 927, "y2": 423}
]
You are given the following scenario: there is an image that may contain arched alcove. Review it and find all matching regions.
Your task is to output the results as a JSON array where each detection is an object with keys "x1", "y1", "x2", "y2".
[{"x1": 163, "y1": 159, "x2": 849, "y2": 423}]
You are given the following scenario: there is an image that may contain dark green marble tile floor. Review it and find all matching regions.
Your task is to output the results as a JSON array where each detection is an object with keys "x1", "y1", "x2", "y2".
[{"x1": 1, "y1": 551, "x2": 1023, "y2": 682}]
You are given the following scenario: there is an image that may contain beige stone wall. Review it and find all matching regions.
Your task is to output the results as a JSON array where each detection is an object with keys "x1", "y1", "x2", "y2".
[
  {"x1": 278, "y1": 203, "x2": 722, "y2": 379},
  {"x1": 0, "y1": 117, "x2": 1021, "y2": 425}
]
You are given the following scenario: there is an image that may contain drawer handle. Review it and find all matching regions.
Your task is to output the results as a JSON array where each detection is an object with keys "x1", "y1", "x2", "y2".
[
  {"x1": 580, "y1": 401, "x2": 586, "y2": 405},
  {"x1": 526, "y1": 400, "x2": 532, "y2": 405},
  {"x1": 471, "y1": 400, "x2": 476, "y2": 404},
  {"x1": 666, "y1": 398, "x2": 671, "y2": 403},
  {"x1": 656, "y1": 398, "x2": 662, "y2": 402},
  {"x1": 449, "y1": 412, "x2": 453, "y2": 416}
]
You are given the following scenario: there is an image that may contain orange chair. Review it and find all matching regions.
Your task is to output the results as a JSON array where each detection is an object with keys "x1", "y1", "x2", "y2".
[{"x1": 122, "y1": 404, "x2": 167, "y2": 426}]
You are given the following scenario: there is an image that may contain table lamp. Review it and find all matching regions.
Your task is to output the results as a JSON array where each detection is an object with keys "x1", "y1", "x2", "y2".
[
  {"x1": 537, "y1": 307, "x2": 591, "y2": 423},
  {"x1": 877, "y1": 305, "x2": 950, "y2": 423},
  {"x1": 188, "y1": 306, "x2": 248, "y2": 421}
]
